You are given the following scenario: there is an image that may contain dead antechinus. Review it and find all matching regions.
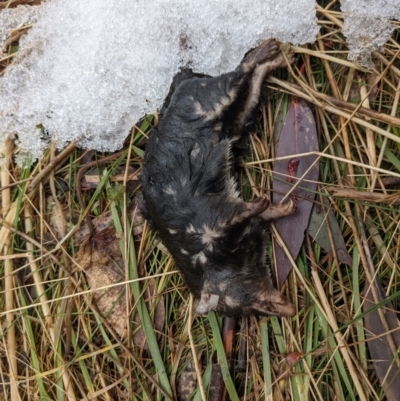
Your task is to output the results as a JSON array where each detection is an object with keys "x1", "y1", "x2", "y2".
[{"x1": 141, "y1": 39, "x2": 296, "y2": 317}]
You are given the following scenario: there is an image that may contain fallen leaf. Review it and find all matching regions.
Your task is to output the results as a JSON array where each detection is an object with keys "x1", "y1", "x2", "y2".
[
  {"x1": 273, "y1": 97, "x2": 319, "y2": 286},
  {"x1": 76, "y1": 228, "x2": 128, "y2": 337},
  {"x1": 307, "y1": 195, "x2": 352, "y2": 266},
  {"x1": 75, "y1": 211, "x2": 114, "y2": 244},
  {"x1": 76, "y1": 205, "x2": 164, "y2": 341},
  {"x1": 209, "y1": 364, "x2": 224, "y2": 401},
  {"x1": 285, "y1": 352, "x2": 303, "y2": 367},
  {"x1": 177, "y1": 363, "x2": 198, "y2": 401},
  {"x1": 363, "y1": 280, "x2": 400, "y2": 401},
  {"x1": 47, "y1": 196, "x2": 68, "y2": 240}
]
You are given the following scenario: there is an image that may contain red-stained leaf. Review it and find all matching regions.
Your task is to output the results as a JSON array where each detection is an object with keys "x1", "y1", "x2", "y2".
[
  {"x1": 363, "y1": 280, "x2": 400, "y2": 400},
  {"x1": 307, "y1": 196, "x2": 352, "y2": 266},
  {"x1": 273, "y1": 97, "x2": 319, "y2": 286}
]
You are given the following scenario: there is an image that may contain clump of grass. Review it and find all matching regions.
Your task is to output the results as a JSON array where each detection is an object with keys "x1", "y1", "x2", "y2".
[{"x1": 1, "y1": 1, "x2": 400, "y2": 400}]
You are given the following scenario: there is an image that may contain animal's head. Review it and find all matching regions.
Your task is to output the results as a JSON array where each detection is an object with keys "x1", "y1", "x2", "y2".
[
  {"x1": 176, "y1": 207, "x2": 296, "y2": 318},
  {"x1": 195, "y1": 268, "x2": 295, "y2": 317}
]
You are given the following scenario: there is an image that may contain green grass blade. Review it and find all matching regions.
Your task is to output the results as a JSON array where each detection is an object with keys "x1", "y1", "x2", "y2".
[{"x1": 208, "y1": 312, "x2": 239, "y2": 401}]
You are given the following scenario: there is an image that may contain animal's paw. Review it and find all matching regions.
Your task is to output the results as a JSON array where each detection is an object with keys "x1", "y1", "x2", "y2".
[
  {"x1": 251, "y1": 196, "x2": 271, "y2": 213},
  {"x1": 276, "y1": 42, "x2": 295, "y2": 69},
  {"x1": 253, "y1": 287, "x2": 295, "y2": 317},
  {"x1": 260, "y1": 198, "x2": 296, "y2": 221},
  {"x1": 283, "y1": 197, "x2": 297, "y2": 215},
  {"x1": 242, "y1": 39, "x2": 281, "y2": 72},
  {"x1": 229, "y1": 196, "x2": 270, "y2": 225}
]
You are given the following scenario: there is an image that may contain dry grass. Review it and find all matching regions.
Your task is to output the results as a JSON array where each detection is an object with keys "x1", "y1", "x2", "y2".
[{"x1": 1, "y1": 1, "x2": 400, "y2": 400}]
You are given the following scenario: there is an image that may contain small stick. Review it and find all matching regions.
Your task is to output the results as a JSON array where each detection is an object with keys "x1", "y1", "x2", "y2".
[
  {"x1": 267, "y1": 77, "x2": 400, "y2": 129},
  {"x1": 27, "y1": 140, "x2": 77, "y2": 193},
  {"x1": 381, "y1": 177, "x2": 400, "y2": 187},
  {"x1": 1, "y1": 138, "x2": 20, "y2": 401},
  {"x1": 326, "y1": 186, "x2": 400, "y2": 205}
]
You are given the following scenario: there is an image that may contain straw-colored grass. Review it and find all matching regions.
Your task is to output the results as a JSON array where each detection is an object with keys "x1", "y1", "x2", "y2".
[{"x1": 1, "y1": 1, "x2": 400, "y2": 400}]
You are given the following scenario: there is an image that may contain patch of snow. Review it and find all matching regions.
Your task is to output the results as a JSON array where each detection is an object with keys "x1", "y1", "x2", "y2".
[
  {"x1": 341, "y1": 0, "x2": 400, "y2": 68},
  {"x1": 0, "y1": 5, "x2": 39, "y2": 50},
  {"x1": 0, "y1": 0, "x2": 320, "y2": 165}
]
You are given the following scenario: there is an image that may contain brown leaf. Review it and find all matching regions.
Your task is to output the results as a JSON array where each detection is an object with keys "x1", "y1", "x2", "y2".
[
  {"x1": 47, "y1": 196, "x2": 68, "y2": 240},
  {"x1": 209, "y1": 364, "x2": 224, "y2": 401},
  {"x1": 177, "y1": 366, "x2": 197, "y2": 401},
  {"x1": 76, "y1": 214, "x2": 164, "y2": 341},
  {"x1": 363, "y1": 280, "x2": 400, "y2": 401},
  {"x1": 273, "y1": 98, "x2": 319, "y2": 286},
  {"x1": 307, "y1": 196, "x2": 352, "y2": 266},
  {"x1": 285, "y1": 352, "x2": 302, "y2": 367},
  {"x1": 76, "y1": 228, "x2": 128, "y2": 337},
  {"x1": 75, "y1": 211, "x2": 114, "y2": 244}
]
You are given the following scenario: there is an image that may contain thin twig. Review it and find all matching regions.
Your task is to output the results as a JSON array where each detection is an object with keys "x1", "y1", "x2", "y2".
[
  {"x1": 1, "y1": 138, "x2": 20, "y2": 401},
  {"x1": 27, "y1": 140, "x2": 77, "y2": 194}
]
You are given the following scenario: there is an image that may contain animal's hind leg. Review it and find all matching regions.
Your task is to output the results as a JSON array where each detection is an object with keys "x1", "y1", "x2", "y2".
[
  {"x1": 241, "y1": 39, "x2": 282, "y2": 73},
  {"x1": 236, "y1": 41, "x2": 295, "y2": 129},
  {"x1": 229, "y1": 197, "x2": 270, "y2": 225},
  {"x1": 190, "y1": 40, "x2": 284, "y2": 124},
  {"x1": 227, "y1": 196, "x2": 296, "y2": 226}
]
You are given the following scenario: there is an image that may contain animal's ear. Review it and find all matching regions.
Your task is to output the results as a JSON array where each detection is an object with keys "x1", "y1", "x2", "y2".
[
  {"x1": 160, "y1": 69, "x2": 207, "y2": 116},
  {"x1": 195, "y1": 291, "x2": 219, "y2": 315},
  {"x1": 252, "y1": 288, "x2": 295, "y2": 317}
]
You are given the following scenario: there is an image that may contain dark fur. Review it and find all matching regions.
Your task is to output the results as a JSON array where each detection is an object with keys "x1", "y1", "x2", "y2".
[{"x1": 141, "y1": 39, "x2": 295, "y2": 317}]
